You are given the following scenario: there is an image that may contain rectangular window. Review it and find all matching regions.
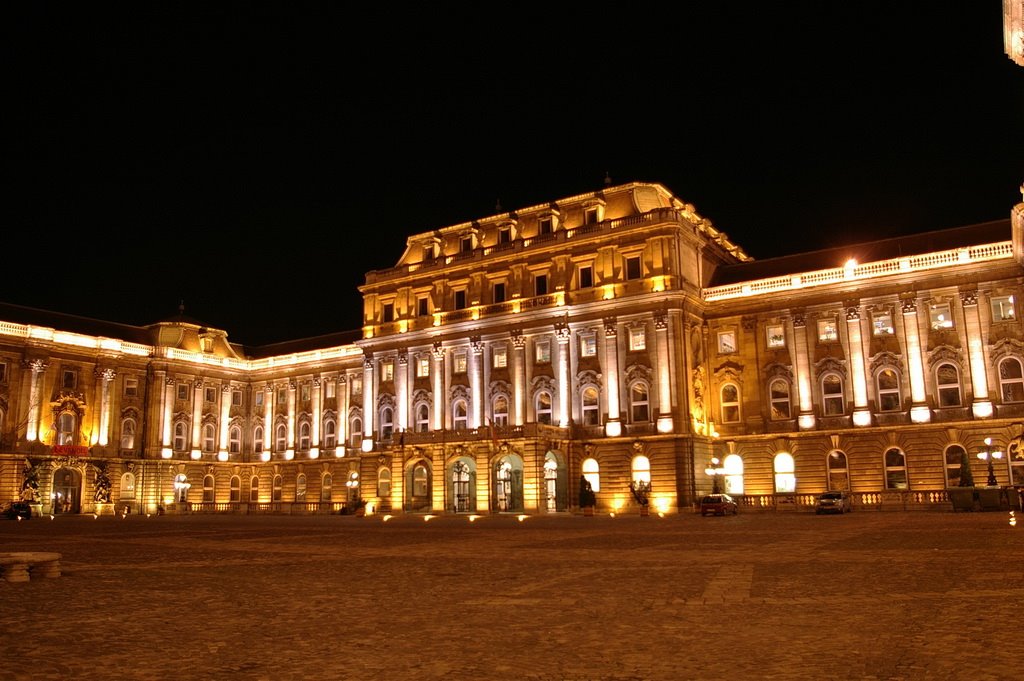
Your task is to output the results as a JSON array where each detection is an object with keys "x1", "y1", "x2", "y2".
[
  {"x1": 584, "y1": 207, "x2": 599, "y2": 225},
  {"x1": 460, "y1": 236, "x2": 473, "y2": 252},
  {"x1": 454, "y1": 289, "x2": 467, "y2": 310},
  {"x1": 580, "y1": 332, "x2": 597, "y2": 357},
  {"x1": 717, "y1": 330, "x2": 736, "y2": 354},
  {"x1": 231, "y1": 389, "x2": 242, "y2": 406},
  {"x1": 538, "y1": 217, "x2": 553, "y2": 235},
  {"x1": 454, "y1": 352, "x2": 468, "y2": 374},
  {"x1": 422, "y1": 246, "x2": 435, "y2": 262},
  {"x1": 382, "y1": 303, "x2": 395, "y2": 323},
  {"x1": 205, "y1": 387, "x2": 217, "y2": 403},
  {"x1": 381, "y1": 360, "x2": 394, "y2": 382},
  {"x1": 124, "y1": 377, "x2": 138, "y2": 397},
  {"x1": 766, "y1": 324, "x2": 785, "y2": 348},
  {"x1": 872, "y1": 312, "x2": 894, "y2": 335},
  {"x1": 629, "y1": 327, "x2": 646, "y2": 351},
  {"x1": 417, "y1": 357, "x2": 430, "y2": 378},
  {"x1": 498, "y1": 227, "x2": 512, "y2": 244},
  {"x1": 277, "y1": 388, "x2": 287, "y2": 404},
  {"x1": 578, "y1": 264, "x2": 593, "y2": 289},
  {"x1": 991, "y1": 295, "x2": 1015, "y2": 322},
  {"x1": 493, "y1": 282, "x2": 506, "y2": 303},
  {"x1": 624, "y1": 255, "x2": 642, "y2": 280},
  {"x1": 417, "y1": 296, "x2": 429, "y2": 317},
  {"x1": 62, "y1": 369, "x2": 76, "y2": 389},
  {"x1": 535, "y1": 274, "x2": 548, "y2": 296},
  {"x1": 301, "y1": 383, "x2": 311, "y2": 401},
  {"x1": 255, "y1": 390, "x2": 265, "y2": 407},
  {"x1": 929, "y1": 303, "x2": 953, "y2": 330},
  {"x1": 325, "y1": 381, "x2": 335, "y2": 399},
  {"x1": 817, "y1": 319, "x2": 838, "y2": 342},
  {"x1": 177, "y1": 383, "x2": 189, "y2": 401},
  {"x1": 535, "y1": 339, "x2": 551, "y2": 363},
  {"x1": 351, "y1": 375, "x2": 362, "y2": 395},
  {"x1": 493, "y1": 345, "x2": 508, "y2": 368}
]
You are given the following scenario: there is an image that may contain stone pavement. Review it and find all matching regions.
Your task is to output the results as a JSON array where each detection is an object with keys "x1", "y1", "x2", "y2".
[{"x1": 0, "y1": 509, "x2": 1021, "y2": 681}]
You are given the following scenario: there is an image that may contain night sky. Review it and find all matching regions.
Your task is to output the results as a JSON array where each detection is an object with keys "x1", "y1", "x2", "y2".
[{"x1": 7, "y1": 4, "x2": 1023, "y2": 346}]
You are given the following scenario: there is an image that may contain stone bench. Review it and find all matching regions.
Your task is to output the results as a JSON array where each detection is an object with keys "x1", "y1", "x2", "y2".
[{"x1": 0, "y1": 552, "x2": 62, "y2": 583}]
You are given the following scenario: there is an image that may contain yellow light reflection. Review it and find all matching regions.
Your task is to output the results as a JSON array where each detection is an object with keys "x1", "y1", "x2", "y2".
[
  {"x1": 423, "y1": 514, "x2": 435, "y2": 522},
  {"x1": 382, "y1": 515, "x2": 392, "y2": 522},
  {"x1": 516, "y1": 514, "x2": 527, "y2": 522},
  {"x1": 468, "y1": 515, "x2": 480, "y2": 522}
]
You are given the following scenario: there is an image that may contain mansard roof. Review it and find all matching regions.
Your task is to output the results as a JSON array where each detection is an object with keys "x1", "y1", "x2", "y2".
[
  {"x1": 0, "y1": 300, "x2": 153, "y2": 345},
  {"x1": 707, "y1": 219, "x2": 1011, "y2": 287},
  {"x1": 243, "y1": 329, "x2": 361, "y2": 359}
]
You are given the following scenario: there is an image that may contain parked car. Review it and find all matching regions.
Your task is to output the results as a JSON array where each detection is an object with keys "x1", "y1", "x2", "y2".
[
  {"x1": 699, "y1": 493, "x2": 738, "y2": 516},
  {"x1": 815, "y1": 491, "x2": 852, "y2": 514},
  {"x1": 3, "y1": 501, "x2": 32, "y2": 520}
]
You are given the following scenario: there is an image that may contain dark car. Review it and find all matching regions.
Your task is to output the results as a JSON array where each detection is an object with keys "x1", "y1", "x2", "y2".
[
  {"x1": 699, "y1": 493, "x2": 738, "y2": 516},
  {"x1": 815, "y1": 491, "x2": 852, "y2": 514},
  {"x1": 3, "y1": 501, "x2": 32, "y2": 520}
]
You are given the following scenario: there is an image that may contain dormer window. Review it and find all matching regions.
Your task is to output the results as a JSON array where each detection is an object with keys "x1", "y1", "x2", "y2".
[
  {"x1": 422, "y1": 245, "x2": 435, "y2": 262},
  {"x1": 498, "y1": 227, "x2": 512, "y2": 244},
  {"x1": 538, "y1": 217, "x2": 553, "y2": 235},
  {"x1": 460, "y1": 236, "x2": 473, "y2": 253},
  {"x1": 584, "y1": 206, "x2": 599, "y2": 225}
]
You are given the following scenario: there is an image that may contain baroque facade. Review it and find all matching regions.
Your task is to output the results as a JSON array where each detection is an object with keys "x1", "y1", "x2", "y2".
[{"x1": 2, "y1": 181, "x2": 1024, "y2": 516}]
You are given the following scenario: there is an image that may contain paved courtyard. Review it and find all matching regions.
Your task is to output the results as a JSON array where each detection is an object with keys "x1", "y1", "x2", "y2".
[{"x1": 1, "y1": 508, "x2": 1021, "y2": 681}]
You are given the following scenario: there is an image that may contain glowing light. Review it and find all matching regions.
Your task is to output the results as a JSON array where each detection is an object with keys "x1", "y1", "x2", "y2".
[
  {"x1": 609, "y1": 512, "x2": 616, "y2": 518},
  {"x1": 423, "y1": 514, "x2": 435, "y2": 522},
  {"x1": 972, "y1": 401, "x2": 994, "y2": 419},
  {"x1": 517, "y1": 515, "x2": 527, "y2": 522},
  {"x1": 285, "y1": 449, "x2": 295, "y2": 460},
  {"x1": 382, "y1": 515, "x2": 392, "y2": 522},
  {"x1": 160, "y1": 448, "x2": 172, "y2": 459},
  {"x1": 852, "y1": 410, "x2": 872, "y2": 427},
  {"x1": 260, "y1": 451, "x2": 271, "y2": 462},
  {"x1": 798, "y1": 413, "x2": 816, "y2": 430},
  {"x1": 656, "y1": 416, "x2": 674, "y2": 433},
  {"x1": 361, "y1": 439, "x2": 373, "y2": 453},
  {"x1": 309, "y1": 448, "x2": 319, "y2": 459},
  {"x1": 216, "y1": 451, "x2": 228, "y2": 462},
  {"x1": 658, "y1": 512, "x2": 665, "y2": 518},
  {"x1": 190, "y1": 449, "x2": 201, "y2": 460},
  {"x1": 602, "y1": 285, "x2": 615, "y2": 300},
  {"x1": 468, "y1": 515, "x2": 480, "y2": 522},
  {"x1": 1010, "y1": 511, "x2": 1017, "y2": 527},
  {"x1": 93, "y1": 514, "x2": 98, "y2": 520},
  {"x1": 651, "y1": 276, "x2": 666, "y2": 293},
  {"x1": 605, "y1": 420, "x2": 622, "y2": 437},
  {"x1": 49, "y1": 515, "x2": 55, "y2": 520}
]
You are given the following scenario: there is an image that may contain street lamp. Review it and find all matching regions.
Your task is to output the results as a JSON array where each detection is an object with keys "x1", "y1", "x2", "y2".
[
  {"x1": 704, "y1": 456, "x2": 724, "y2": 494},
  {"x1": 977, "y1": 437, "x2": 1003, "y2": 487}
]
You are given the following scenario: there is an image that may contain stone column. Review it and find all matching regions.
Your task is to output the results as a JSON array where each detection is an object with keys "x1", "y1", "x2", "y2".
[
  {"x1": 97, "y1": 368, "x2": 116, "y2": 446},
  {"x1": 191, "y1": 380, "x2": 203, "y2": 459},
  {"x1": 431, "y1": 343, "x2": 445, "y2": 430},
  {"x1": 900, "y1": 297, "x2": 930, "y2": 423},
  {"x1": 961, "y1": 289, "x2": 993, "y2": 418},
  {"x1": 845, "y1": 306, "x2": 871, "y2": 427},
  {"x1": 792, "y1": 314, "x2": 816, "y2": 430},
  {"x1": 470, "y1": 336, "x2": 484, "y2": 429},
  {"x1": 337, "y1": 376, "x2": 348, "y2": 453},
  {"x1": 396, "y1": 351, "x2": 409, "y2": 433},
  {"x1": 362, "y1": 355, "x2": 375, "y2": 451},
  {"x1": 310, "y1": 377, "x2": 322, "y2": 458},
  {"x1": 655, "y1": 312, "x2": 673, "y2": 433},
  {"x1": 218, "y1": 384, "x2": 231, "y2": 460},
  {"x1": 603, "y1": 318, "x2": 621, "y2": 436},
  {"x1": 161, "y1": 375, "x2": 174, "y2": 456},
  {"x1": 511, "y1": 330, "x2": 526, "y2": 426},
  {"x1": 555, "y1": 322, "x2": 571, "y2": 427},
  {"x1": 286, "y1": 380, "x2": 296, "y2": 459},
  {"x1": 24, "y1": 359, "x2": 48, "y2": 442}
]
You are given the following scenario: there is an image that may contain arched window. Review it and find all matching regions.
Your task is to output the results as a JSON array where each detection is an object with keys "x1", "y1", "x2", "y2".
[
  {"x1": 720, "y1": 383, "x2": 740, "y2": 423},
  {"x1": 492, "y1": 395, "x2": 509, "y2": 426},
  {"x1": 722, "y1": 454, "x2": 744, "y2": 495},
  {"x1": 884, "y1": 448, "x2": 909, "y2": 489},
  {"x1": 944, "y1": 444, "x2": 968, "y2": 487},
  {"x1": 936, "y1": 363, "x2": 962, "y2": 407},
  {"x1": 202, "y1": 423, "x2": 216, "y2": 452},
  {"x1": 203, "y1": 474, "x2": 215, "y2": 503},
  {"x1": 229, "y1": 426, "x2": 241, "y2": 454},
  {"x1": 323, "y1": 418, "x2": 336, "y2": 449},
  {"x1": 453, "y1": 400, "x2": 469, "y2": 430},
  {"x1": 535, "y1": 391, "x2": 552, "y2": 425},
  {"x1": 299, "y1": 422, "x2": 311, "y2": 451},
  {"x1": 415, "y1": 404, "x2": 430, "y2": 433},
  {"x1": 350, "y1": 416, "x2": 363, "y2": 447},
  {"x1": 296, "y1": 473, "x2": 307, "y2": 502},
  {"x1": 321, "y1": 474, "x2": 333, "y2": 502},
  {"x1": 821, "y1": 373, "x2": 845, "y2": 416},
  {"x1": 378, "y1": 468, "x2": 392, "y2": 498},
  {"x1": 173, "y1": 421, "x2": 188, "y2": 452},
  {"x1": 827, "y1": 450, "x2": 850, "y2": 491},
  {"x1": 769, "y1": 379, "x2": 791, "y2": 420},
  {"x1": 275, "y1": 424, "x2": 287, "y2": 452},
  {"x1": 57, "y1": 412, "x2": 76, "y2": 445},
  {"x1": 631, "y1": 455, "x2": 651, "y2": 485},
  {"x1": 581, "y1": 386, "x2": 600, "y2": 426},
  {"x1": 379, "y1": 407, "x2": 393, "y2": 440},
  {"x1": 999, "y1": 357, "x2": 1024, "y2": 402},
  {"x1": 119, "y1": 417, "x2": 136, "y2": 450},
  {"x1": 412, "y1": 464, "x2": 429, "y2": 497},
  {"x1": 876, "y1": 368, "x2": 901, "y2": 411},
  {"x1": 120, "y1": 472, "x2": 136, "y2": 499},
  {"x1": 253, "y1": 426, "x2": 265, "y2": 454},
  {"x1": 272, "y1": 474, "x2": 283, "y2": 502},
  {"x1": 229, "y1": 475, "x2": 241, "y2": 502},
  {"x1": 249, "y1": 476, "x2": 259, "y2": 503},
  {"x1": 773, "y1": 452, "x2": 796, "y2": 493},
  {"x1": 582, "y1": 457, "x2": 600, "y2": 492},
  {"x1": 630, "y1": 383, "x2": 649, "y2": 423}
]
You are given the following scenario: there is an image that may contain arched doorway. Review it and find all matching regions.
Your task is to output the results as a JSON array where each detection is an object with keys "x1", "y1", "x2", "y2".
[
  {"x1": 492, "y1": 453, "x2": 523, "y2": 513},
  {"x1": 447, "y1": 457, "x2": 476, "y2": 513},
  {"x1": 51, "y1": 467, "x2": 81, "y2": 514},
  {"x1": 404, "y1": 459, "x2": 432, "y2": 512},
  {"x1": 543, "y1": 451, "x2": 568, "y2": 512}
]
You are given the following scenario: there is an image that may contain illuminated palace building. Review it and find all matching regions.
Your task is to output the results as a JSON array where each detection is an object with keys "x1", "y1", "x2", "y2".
[{"x1": 3, "y1": 181, "x2": 1024, "y2": 517}]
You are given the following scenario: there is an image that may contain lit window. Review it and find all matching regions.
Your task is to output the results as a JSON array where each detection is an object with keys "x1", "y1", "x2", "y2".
[
  {"x1": 999, "y1": 357, "x2": 1024, "y2": 402},
  {"x1": 381, "y1": 360, "x2": 394, "y2": 382},
  {"x1": 253, "y1": 426, "x2": 264, "y2": 454},
  {"x1": 720, "y1": 383, "x2": 740, "y2": 423},
  {"x1": 723, "y1": 454, "x2": 744, "y2": 495},
  {"x1": 323, "y1": 419, "x2": 336, "y2": 449},
  {"x1": 582, "y1": 457, "x2": 600, "y2": 492},
  {"x1": 417, "y1": 357, "x2": 430, "y2": 378},
  {"x1": 204, "y1": 475, "x2": 215, "y2": 503},
  {"x1": 536, "y1": 391, "x2": 553, "y2": 425},
  {"x1": 929, "y1": 303, "x2": 953, "y2": 330},
  {"x1": 493, "y1": 345, "x2": 507, "y2": 369},
  {"x1": 769, "y1": 379, "x2": 791, "y2": 420},
  {"x1": 493, "y1": 395, "x2": 509, "y2": 426},
  {"x1": 766, "y1": 324, "x2": 785, "y2": 348},
  {"x1": 325, "y1": 381, "x2": 335, "y2": 399},
  {"x1": 944, "y1": 445, "x2": 968, "y2": 487},
  {"x1": 250, "y1": 476, "x2": 259, "y2": 503},
  {"x1": 629, "y1": 327, "x2": 646, "y2": 351},
  {"x1": 124, "y1": 378, "x2": 138, "y2": 397},
  {"x1": 578, "y1": 264, "x2": 594, "y2": 289},
  {"x1": 822, "y1": 373, "x2": 845, "y2": 415},
  {"x1": 876, "y1": 368, "x2": 902, "y2": 411},
  {"x1": 299, "y1": 422, "x2": 311, "y2": 451},
  {"x1": 377, "y1": 469, "x2": 392, "y2": 498},
  {"x1": 773, "y1": 452, "x2": 796, "y2": 493},
  {"x1": 884, "y1": 448, "x2": 909, "y2": 489},
  {"x1": 120, "y1": 418, "x2": 136, "y2": 450},
  {"x1": 296, "y1": 474, "x2": 307, "y2": 502},
  {"x1": 351, "y1": 376, "x2": 362, "y2": 395},
  {"x1": 631, "y1": 455, "x2": 651, "y2": 485},
  {"x1": 272, "y1": 475, "x2": 283, "y2": 502},
  {"x1": 379, "y1": 407, "x2": 393, "y2": 440},
  {"x1": 454, "y1": 352, "x2": 468, "y2": 374},
  {"x1": 275, "y1": 424, "x2": 287, "y2": 451},
  {"x1": 229, "y1": 426, "x2": 241, "y2": 454},
  {"x1": 120, "y1": 472, "x2": 136, "y2": 499},
  {"x1": 580, "y1": 333, "x2": 597, "y2": 357},
  {"x1": 581, "y1": 386, "x2": 600, "y2": 425},
  {"x1": 624, "y1": 255, "x2": 642, "y2": 280},
  {"x1": 827, "y1": 450, "x2": 850, "y2": 491},
  {"x1": 717, "y1": 331, "x2": 736, "y2": 354},
  {"x1": 415, "y1": 404, "x2": 429, "y2": 432},
  {"x1": 301, "y1": 383, "x2": 311, "y2": 401},
  {"x1": 413, "y1": 464, "x2": 429, "y2": 497},
  {"x1": 173, "y1": 422, "x2": 187, "y2": 452},
  {"x1": 817, "y1": 319, "x2": 838, "y2": 342},
  {"x1": 453, "y1": 400, "x2": 468, "y2": 430},
  {"x1": 991, "y1": 295, "x2": 1015, "y2": 321},
  {"x1": 872, "y1": 312, "x2": 894, "y2": 335},
  {"x1": 202, "y1": 424, "x2": 216, "y2": 452},
  {"x1": 630, "y1": 383, "x2": 649, "y2": 422},
  {"x1": 57, "y1": 412, "x2": 76, "y2": 445},
  {"x1": 535, "y1": 339, "x2": 551, "y2": 364}
]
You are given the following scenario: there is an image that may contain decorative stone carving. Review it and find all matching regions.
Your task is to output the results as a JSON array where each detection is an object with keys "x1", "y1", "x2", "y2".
[
  {"x1": 959, "y1": 290, "x2": 978, "y2": 306},
  {"x1": 604, "y1": 317, "x2": 618, "y2": 337}
]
